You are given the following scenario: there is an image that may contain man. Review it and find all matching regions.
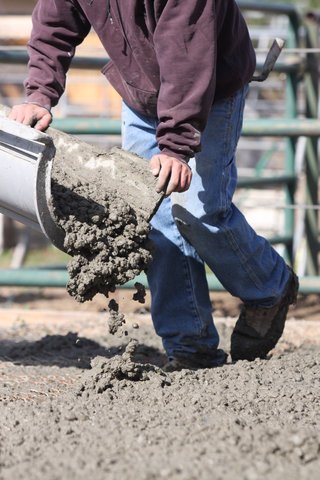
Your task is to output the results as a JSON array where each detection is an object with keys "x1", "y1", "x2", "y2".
[{"x1": 10, "y1": 0, "x2": 298, "y2": 370}]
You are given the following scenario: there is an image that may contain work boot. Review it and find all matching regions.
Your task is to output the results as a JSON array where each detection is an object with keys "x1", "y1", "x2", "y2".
[
  {"x1": 231, "y1": 268, "x2": 299, "y2": 362},
  {"x1": 162, "y1": 348, "x2": 227, "y2": 372}
]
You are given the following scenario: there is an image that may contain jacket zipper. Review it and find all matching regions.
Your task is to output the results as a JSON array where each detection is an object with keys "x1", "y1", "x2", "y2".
[
  {"x1": 114, "y1": 0, "x2": 133, "y2": 51},
  {"x1": 107, "y1": 0, "x2": 114, "y2": 24},
  {"x1": 88, "y1": 0, "x2": 113, "y2": 24}
]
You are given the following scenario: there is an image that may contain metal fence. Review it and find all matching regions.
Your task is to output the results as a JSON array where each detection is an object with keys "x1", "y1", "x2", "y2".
[{"x1": 0, "y1": 1, "x2": 319, "y2": 293}]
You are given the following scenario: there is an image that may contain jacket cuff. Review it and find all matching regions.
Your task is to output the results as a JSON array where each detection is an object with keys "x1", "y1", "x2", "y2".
[{"x1": 26, "y1": 93, "x2": 52, "y2": 112}]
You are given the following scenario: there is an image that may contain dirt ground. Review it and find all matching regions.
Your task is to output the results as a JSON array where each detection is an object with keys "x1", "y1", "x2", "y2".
[{"x1": 0, "y1": 286, "x2": 320, "y2": 479}]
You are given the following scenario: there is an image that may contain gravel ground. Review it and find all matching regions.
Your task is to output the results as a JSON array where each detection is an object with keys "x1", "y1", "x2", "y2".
[{"x1": 0, "y1": 300, "x2": 320, "y2": 480}]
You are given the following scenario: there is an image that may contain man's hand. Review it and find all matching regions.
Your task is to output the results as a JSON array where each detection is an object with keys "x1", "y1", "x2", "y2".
[
  {"x1": 9, "y1": 104, "x2": 52, "y2": 131},
  {"x1": 150, "y1": 153, "x2": 192, "y2": 196}
]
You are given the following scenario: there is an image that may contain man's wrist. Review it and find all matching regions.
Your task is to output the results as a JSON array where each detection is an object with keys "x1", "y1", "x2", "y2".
[
  {"x1": 160, "y1": 148, "x2": 191, "y2": 164},
  {"x1": 25, "y1": 91, "x2": 52, "y2": 112},
  {"x1": 24, "y1": 102, "x2": 52, "y2": 115}
]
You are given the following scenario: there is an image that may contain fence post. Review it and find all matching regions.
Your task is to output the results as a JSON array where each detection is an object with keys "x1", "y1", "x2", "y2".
[
  {"x1": 284, "y1": 13, "x2": 300, "y2": 265},
  {"x1": 304, "y1": 15, "x2": 319, "y2": 275}
]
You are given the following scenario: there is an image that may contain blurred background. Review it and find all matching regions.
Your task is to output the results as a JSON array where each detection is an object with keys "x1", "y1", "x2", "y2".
[{"x1": 0, "y1": 0, "x2": 319, "y2": 301}]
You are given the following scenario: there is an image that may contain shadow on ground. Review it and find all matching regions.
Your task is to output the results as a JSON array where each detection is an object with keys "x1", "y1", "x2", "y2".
[{"x1": 0, "y1": 331, "x2": 166, "y2": 369}]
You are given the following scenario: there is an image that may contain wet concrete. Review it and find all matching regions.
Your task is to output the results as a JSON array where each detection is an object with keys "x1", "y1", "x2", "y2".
[
  {"x1": 1, "y1": 322, "x2": 320, "y2": 480},
  {"x1": 107, "y1": 298, "x2": 126, "y2": 335},
  {"x1": 50, "y1": 152, "x2": 154, "y2": 302}
]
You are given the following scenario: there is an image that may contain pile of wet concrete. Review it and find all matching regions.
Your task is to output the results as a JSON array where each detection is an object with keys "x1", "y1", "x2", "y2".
[{"x1": 50, "y1": 157, "x2": 153, "y2": 303}]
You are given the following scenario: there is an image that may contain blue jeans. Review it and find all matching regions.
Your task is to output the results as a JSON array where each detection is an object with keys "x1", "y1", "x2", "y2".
[{"x1": 122, "y1": 86, "x2": 290, "y2": 362}]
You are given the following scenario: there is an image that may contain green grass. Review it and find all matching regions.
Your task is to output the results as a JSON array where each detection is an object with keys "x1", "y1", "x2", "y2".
[
  {"x1": 0, "y1": 245, "x2": 71, "y2": 269},
  {"x1": 0, "y1": 249, "x2": 13, "y2": 268}
]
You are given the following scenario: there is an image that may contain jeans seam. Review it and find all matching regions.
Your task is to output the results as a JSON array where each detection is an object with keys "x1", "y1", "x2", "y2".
[
  {"x1": 220, "y1": 218, "x2": 278, "y2": 298},
  {"x1": 234, "y1": 88, "x2": 246, "y2": 142},
  {"x1": 222, "y1": 96, "x2": 236, "y2": 159},
  {"x1": 177, "y1": 233, "x2": 205, "y2": 337},
  {"x1": 223, "y1": 224, "x2": 263, "y2": 290},
  {"x1": 220, "y1": 95, "x2": 236, "y2": 212}
]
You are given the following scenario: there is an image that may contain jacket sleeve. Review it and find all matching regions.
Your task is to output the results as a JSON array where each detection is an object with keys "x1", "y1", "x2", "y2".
[
  {"x1": 153, "y1": 0, "x2": 217, "y2": 162},
  {"x1": 25, "y1": 0, "x2": 91, "y2": 110}
]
